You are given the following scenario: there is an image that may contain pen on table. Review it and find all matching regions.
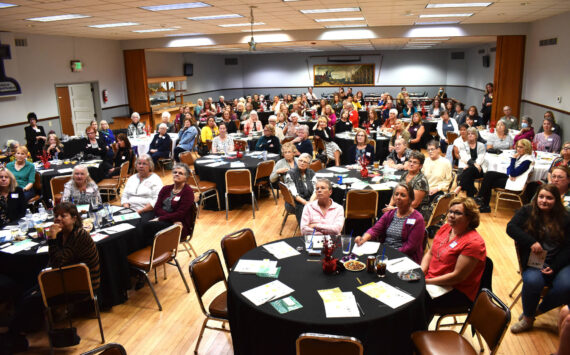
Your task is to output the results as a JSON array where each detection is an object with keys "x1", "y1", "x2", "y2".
[
  {"x1": 391, "y1": 259, "x2": 404, "y2": 266},
  {"x1": 356, "y1": 302, "x2": 365, "y2": 316},
  {"x1": 356, "y1": 277, "x2": 362, "y2": 285}
]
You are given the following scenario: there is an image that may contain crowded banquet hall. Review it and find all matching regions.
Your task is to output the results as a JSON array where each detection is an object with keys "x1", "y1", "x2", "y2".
[{"x1": 1, "y1": 1, "x2": 570, "y2": 354}]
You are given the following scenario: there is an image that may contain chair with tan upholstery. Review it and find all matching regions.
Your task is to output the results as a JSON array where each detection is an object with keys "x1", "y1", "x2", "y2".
[
  {"x1": 127, "y1": 224, "x2": 190, "y2": 311},
  {"x1": 296, "y1": 333, "x2": 363, "y2": 355},
  {"x1": 368, "y1": 140, "x2": 376, "y2": 154},
  {"x1": 225, "y1": 169, "x2": 257, "y2": 220},
  {"x1": 309, "y1": 159, "x2": 323, "y2": 172},
  {"x1": 344, "y1": 190, "x2": 378, "y2": 232},
  {"x1": 27, "y1": 171, "x2": 43, "y2": 208},
  {"x1": 179, "y1": 202, "x2": 199, "y2": 259},
  {"x1": 81, "y1": 343, "x2": 127, "y2": 355},
  {"x1": 50, "y1": 175, "x2": 71, "y2": 205},
  {"x1": 179, "y1": 150, "x2": 197, "y2": 172},
  {"x1": 188, "y1": 249, "x2": 230, "y2": 355},
  {"x1": 411, "y1": 288, "x2": 510, "y2": 355},
  {"x1": 446, "y1": 131, "x2": 459, "y2": 145},
  {"x1": 188, "y1": 169, "x2": 220, "y2": 218},
  {"x1": 97, "y1": 161, "x2": 129, "y2": 202},
  {"x1": 38, "y1": 263, "x2": 105, "y2": 351},
  {"x1": 278, "y1": 182, "x2": 299, "y2": 236},
  {"x1": 220, "y1": 228, "x2": 257, "y2": 271},
  {"x1": 254, "y1": 160, "x2": 277, "y2": 204}
]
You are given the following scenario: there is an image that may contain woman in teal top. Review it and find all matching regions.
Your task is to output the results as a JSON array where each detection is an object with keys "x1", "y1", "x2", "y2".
[{"x1": 6, "y1": 145, "x2": 36, "y2": 201}]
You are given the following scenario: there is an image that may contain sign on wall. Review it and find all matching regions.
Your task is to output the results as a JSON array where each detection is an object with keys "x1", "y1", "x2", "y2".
[
  {"x1": 0, "y1": 41, "x2": 21, "y2": 96},
  {"x1": 313, "y1": 64, "x2": 375, "y2": 87}
]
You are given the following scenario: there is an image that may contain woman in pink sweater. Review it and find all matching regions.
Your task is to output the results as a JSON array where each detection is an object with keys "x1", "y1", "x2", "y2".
[{"x1": 300, "y1": 179, "x2": 345, "y2": 235}]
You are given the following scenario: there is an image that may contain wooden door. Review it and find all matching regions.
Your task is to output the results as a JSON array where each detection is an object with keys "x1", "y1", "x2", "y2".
[
  {"x1": 56, "y1": 86, "x2": 74, "y2": 136},
  {"x1": 68, "y1": 83, "x2": 96, "y2": 135}
]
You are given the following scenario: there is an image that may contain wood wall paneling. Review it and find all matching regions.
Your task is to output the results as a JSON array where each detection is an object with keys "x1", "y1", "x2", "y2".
[
  {"x1": 56, "y1": 86, "x2": 74, "y2": 136},
  {"x1": 123, "y1": 49, "x2": 150, "y2": 115},
  {"x1": 491, "y1": 35, "x2": 526, "y2": 125}
]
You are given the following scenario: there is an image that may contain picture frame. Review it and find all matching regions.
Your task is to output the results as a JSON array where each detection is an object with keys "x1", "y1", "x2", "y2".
[{"x1": 313, "y1": 64, "x2": 375, "y2": 87}]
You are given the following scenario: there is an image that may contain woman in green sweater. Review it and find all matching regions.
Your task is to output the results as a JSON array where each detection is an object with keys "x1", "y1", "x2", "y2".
[{"x1": 6, "y1": 146, "x2": 36, "y2": 202}]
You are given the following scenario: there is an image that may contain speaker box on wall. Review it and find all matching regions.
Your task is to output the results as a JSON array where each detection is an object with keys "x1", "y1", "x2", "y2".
[
  {"x1": 184, "y1": 63, "x2": 193, "y2": 76},
  {"x1": 482, "y1": 55, "x2": 490, "y2": 68}
]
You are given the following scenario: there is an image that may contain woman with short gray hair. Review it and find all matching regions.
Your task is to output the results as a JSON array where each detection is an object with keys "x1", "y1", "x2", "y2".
[
  {"x1": 148, "y1": 123, "x2": 173, "y2": 164},
  {"x1": 62, "y1": 164, "x2": 102, "y2": 205},
  {"x1": 284, "y1": 152, "x2": 317, "y2": 224},
  {"x1": 122, "y1": 154, "x2": 163, "y2": 223}
]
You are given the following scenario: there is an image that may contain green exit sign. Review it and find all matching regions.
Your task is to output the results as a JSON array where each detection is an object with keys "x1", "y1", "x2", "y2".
[{"x1": 70, "y1": 60, "x2": 83, "y2": 72}]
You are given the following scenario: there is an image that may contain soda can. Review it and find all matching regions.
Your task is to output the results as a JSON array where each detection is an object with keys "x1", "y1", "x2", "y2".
[{"x1": 337, "y1": 175, "x2": 343, "y2": 184}]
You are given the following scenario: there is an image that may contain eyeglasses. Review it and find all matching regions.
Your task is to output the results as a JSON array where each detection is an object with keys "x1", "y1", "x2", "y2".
[
  {"x1": 551, "y1": 175, "x2": 566, "y2": 180},
  {"x1": 448, "y1": 210, "x2": 464, "y2": 216},
  {"x1": 427, "y1": 148, "x2": 436, "y2": 152},
  {"x1": 172, "y1": 171, "x2": 186, "y2": 175},
  {"x1": 298, "y1": 160, "x2": 310, "y2": 164}
]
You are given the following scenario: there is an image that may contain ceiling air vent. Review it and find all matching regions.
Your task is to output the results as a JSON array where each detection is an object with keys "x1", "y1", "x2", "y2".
[
  {"x1": 539, "y1": 38, "x2": 557, "y2": 46},
  {"x1": 225, "y1": 57, "x2": 238, "y2": 65},
  {"x1": 450, "y1": 51, "x2": 465, "y2": 60},
  {"x1": 14, "y1": 38, "x2": 27, "y2": 47}
]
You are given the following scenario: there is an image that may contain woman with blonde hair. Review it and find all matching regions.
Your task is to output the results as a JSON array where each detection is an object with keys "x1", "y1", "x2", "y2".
[
  {"x1": 0, "y1": 167, "x2": 26, "y2": 228},
  {"x1": 6, "y1": 146, "x2": 36, "y2": 201},
  {"x1": 43, "y1": 133, "x2": 63, "y2": 158}
]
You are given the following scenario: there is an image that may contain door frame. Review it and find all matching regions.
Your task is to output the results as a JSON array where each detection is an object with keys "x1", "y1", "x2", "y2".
[{"x1": 54, "y1": 81, "x2": 102, "y2": 136}]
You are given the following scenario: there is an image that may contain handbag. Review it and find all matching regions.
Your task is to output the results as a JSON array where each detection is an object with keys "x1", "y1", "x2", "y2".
[{"x1": 48, "y1": 267, "x2": 81, "y2": 348}]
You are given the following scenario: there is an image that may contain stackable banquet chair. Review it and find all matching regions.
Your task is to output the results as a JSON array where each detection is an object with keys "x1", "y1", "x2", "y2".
[
  {"x1": 296, "y1": 333, "x2": 363, "y2": 355},
  {"x1": 220, "y1": 228, "x2": 257, "y2": 271}
]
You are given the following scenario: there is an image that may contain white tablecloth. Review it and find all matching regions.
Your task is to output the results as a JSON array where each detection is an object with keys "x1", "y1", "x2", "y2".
[
  {"x1": 485, "y1": 150, "x2": 558, "y2": 182},
  {"x1": 131, "y1": 133, "x2": 178, "y2": 157}
]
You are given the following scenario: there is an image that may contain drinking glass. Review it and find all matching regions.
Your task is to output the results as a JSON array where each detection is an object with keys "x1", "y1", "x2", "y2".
[
  {"x1": 341, "y1": 236, "x2": 351, "y2": 255},
  {"x1": 18, "y1": 220, "x2": 28, "y2": 236},
  {"x1": 375, "y1": 256, "x2": 387, "y2": 278}
]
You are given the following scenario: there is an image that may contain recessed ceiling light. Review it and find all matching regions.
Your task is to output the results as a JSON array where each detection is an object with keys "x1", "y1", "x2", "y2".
[
  {"x1": 133, "y1": 28, "x2": 177, "y2": 33},
  {"x1": 140, "y1": 2, "x2": 210, "y2": 11},
  {"x1": 301, "y1": 7, "x2": 360, "y2": 14},
  {"x1": 165, "y1": 32, "x2": 202, "y2": 37},
  {"x1": 26, "y1": 14, "x2": 91, "y2": 22},
  {"x1": 240, "y1": 28, "x2": 281, "y2": 32},
  {"x1": 168, "y1": 37, "x2": 215, "y2": 47},
  {"x1": 415, "y1": 21, "x2": 461, "y2": 25},
  {"x1": 187, "y1": 14, "x2": 242, "y2": 20},
  {"x1": 219, "y1": 22, "x2": 264, "y2": 28},
  {"x1": 410, "y1": 37, "x2": 450, "y2": 41},
  {"x1": 319, "y1": 29, "x2": 375, "y2": 40},
  {"x1": 426, "y1": 2, "x2": 492, "y2": 8},
  {"x1": 0, "y1": 2, "x2": 17, "y2": 8},
  {"x1": 315, "y1": 17, "x2": 365, "y2": 22},
  {"x1": 89, "y1": 22, "x2": 139, "y2": 28},
  {"x1": 419, "y1": 13, "x2": 473, "y2": 18},
  {"x1": 325, "y1": 24, "x2": 367, "y2": 28}
]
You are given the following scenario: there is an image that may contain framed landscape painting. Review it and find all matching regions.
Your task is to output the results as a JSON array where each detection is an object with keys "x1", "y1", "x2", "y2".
[{"x1": 313, "y1": 64, "x2": 375, "y2": 87}]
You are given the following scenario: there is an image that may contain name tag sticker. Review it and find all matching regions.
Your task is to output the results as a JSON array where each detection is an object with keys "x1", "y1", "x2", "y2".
[
  {"x1": 173, "y1": 196, "x2": 180, "y2": 202},
  {"x1": 86, "y1": 188, "x2": 94, "y2": 193},
  {"x1": 11, "y1": 193, "x2": 18, "y2": 199},
  {"x1": 449, "y1": 241, "x2": 458, "y2": 249},
  {"x1": 122, "y1": 156, "x2": 126, "y2": 160},
  {"x1": 406, "y1": 218, "x2": 416, "y2": 225},
  {"x1": 547, "y1": 138, "x2": 553, "y2": 142}
]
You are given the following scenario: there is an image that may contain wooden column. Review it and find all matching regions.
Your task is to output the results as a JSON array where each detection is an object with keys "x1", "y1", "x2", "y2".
[
  {"x1": 491, "y1": 35, "x2": 526, "y2": 126},
  {"x1": 123, "y1": 49, "x2": 151, "y2": 126}
]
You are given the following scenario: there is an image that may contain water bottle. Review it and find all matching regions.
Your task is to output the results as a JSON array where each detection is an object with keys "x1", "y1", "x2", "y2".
[
  {"x1": 54, "y1": 151, "x2": 59, "y2": 161},
  {"x1": 38, "y1": 206, "x2": 47, "y2": 222},
  {"x1": 25, "y1": 209, "x2": 33, "y2": 229}
]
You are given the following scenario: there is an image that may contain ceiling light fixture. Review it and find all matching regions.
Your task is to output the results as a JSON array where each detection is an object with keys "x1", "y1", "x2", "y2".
[
  {"x1": 319, "y1": 29, "x2": 375, "y2": 40},
  {"x1": 219, "y1": 22, "x2": 264, "y2": 28},
  {"x1": 426, "y1": 2, "x2": 492, "y2": 8},
  {"x1": 26, "y1": 14, "x2": 91, "y2": 22},
  {"x1": 315, "y1": 17, "x2": 365, "y2": 22},
  {"x1": 325, "y1": 24, "x2": 367, "y2": 28},
  {"x1": 0, "y1": 2, "x2": 17, "y2": 8},
  {"x1": 133, "y1": 28, "x2": 177, "y2": 33},
  {"x1": 240, "y1": 28, "x2": 281, "y2": 32},
  {"x1": 165, "y1": 32, "x2": 202, "y2": 37},
  {"x1": 89, "y1": 22, "x2": 139, "y2": 28},
  {"x1": 248, "y1": 6, "x2": 257, "y2": 51},
  {"x1": 415, "y1": 21, "x2": 461, "y2": 25},
  {"x1": 140, "y1": 2, "x2": 210, "y2": 11},
  {"x1": 419, "y1": 13, "x2": 473, "y2": 18},
  {"x1": 168, "y1": 37, "x2": 215, "y2": 47},
  {"x1": 187, "y1": 14, "x2": 242, "y2": 20},
  {"x1": 301, "y1": 7, "x2": 360, "y2": 14}
]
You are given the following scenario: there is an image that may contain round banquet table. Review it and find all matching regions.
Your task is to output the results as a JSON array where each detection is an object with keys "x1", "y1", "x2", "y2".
[
  {"x1": 484, "y1": 150, "x2": 556, "y2": 182},
  {"x1": 228, "y1": 237, "x2": 427, "y2": 355},
  {"x1": 0, "y1": 210, "x2": 141, "y2": 308},
  {"x1": 334, "y1": 131, "x2": 390, "y2": 165},
  {"x1": 193, "y1": 153, "x2": 279, "y2": 208}
]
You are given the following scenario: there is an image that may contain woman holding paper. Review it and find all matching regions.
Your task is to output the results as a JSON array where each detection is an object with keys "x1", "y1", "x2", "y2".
[
  {"x1": 355, "y1": 183, "x2": 425, "y2": 263},
  {"x1": 506, "y1": 184, "x2": 570, "y2": 334},
  {"x1": 476, "y1": 139, "x2": 533, "y2": 213},
  {"x1": 420, "y1": 196, "x2": 486, "y2": 321},
  {"x1": 300, "y1": 179, "x2": 344, "y2": 236}
]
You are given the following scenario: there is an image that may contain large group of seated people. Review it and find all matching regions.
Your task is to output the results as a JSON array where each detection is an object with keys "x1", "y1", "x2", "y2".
[{"x1": 1, "y1": 85, "x2": 568, "y2": 350}]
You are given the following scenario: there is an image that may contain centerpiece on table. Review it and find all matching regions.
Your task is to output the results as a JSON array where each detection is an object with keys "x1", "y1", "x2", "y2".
[
  {"x1": 358, "y1": 155, "x2": 370, "y2": 178},
  {"x1": 234, "y1": 140, "x2": 247, "y2": 159},
  {"x1": 37, "y1": 151, "x2": 51, "y2": 169},
  {"x1": 322, "y1": 237, "x2": 340, "y2": 274}
]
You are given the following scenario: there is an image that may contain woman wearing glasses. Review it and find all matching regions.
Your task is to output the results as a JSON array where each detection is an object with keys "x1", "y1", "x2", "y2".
[
  {"x1": 0, "y1": 168, "x2": 26, "y2": 228},
  {"x1": 421, "y1": 196, "x2": 487, "y2": 321},
  {"x1": 284, "y1": 153, "x2": 316, "y2": 224},
  {"x1": 121, "y1": 154, "x2": 163, "y2": 224}
]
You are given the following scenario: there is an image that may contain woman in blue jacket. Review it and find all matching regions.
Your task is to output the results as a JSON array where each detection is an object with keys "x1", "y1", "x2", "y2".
[{"x1": 174, "y1": 115, "x2": 198, "y2": 162}]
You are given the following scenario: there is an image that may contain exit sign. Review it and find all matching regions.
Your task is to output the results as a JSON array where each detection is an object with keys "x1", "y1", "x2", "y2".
[{"x1": 70, "y1": 60, "x2": 83, "y2": 72}]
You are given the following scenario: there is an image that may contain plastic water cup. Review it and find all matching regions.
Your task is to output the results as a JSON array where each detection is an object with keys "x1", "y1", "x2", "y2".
[{"x1": 341, "y1": 236, "x2": 351, "y2": 255}]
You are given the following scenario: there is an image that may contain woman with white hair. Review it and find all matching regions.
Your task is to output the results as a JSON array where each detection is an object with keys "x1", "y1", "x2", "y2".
[
  {"x1": 121, "y1": 154, "x2": 163, "y2": 223},
  {"x1": 268, "y1": 115, "x2": 285, "y2": 141},
  {"x1": 194, "y1": 98, "x2": 204, "y2": 117},
  {"x1": 243, "y1": 110, "x2": 263, "y2": 134},
  {"x1": 127, "y1": 112, "x2": 145, "y2": 137},
  {"x1": 284, "y1": 153, "x2": 317, "y2": 224},
  {"x1": 382, "y1": 108, "x2": 399, "y2": 132},
  {"x1": 62, "y1": 165, "x2": 102, "y2": 205},
  {"x1": 455, "y1": 127, "x2": 487, "y2": 197},
  {"x1": 283, "y1": 113, "x2": 301, "y2": 138},
  {"x1": 99, "y1": 120, "x2": 115, "y2": 148},
  {"x1": 148, "y1": 123, "x2": 172, "y2": 164},
  {"x1": 156, "y1": 111, "x2": 174, "y2": 133},
  {"x1": 292, "y1": 125, "x2": 313, "y2": 157}
]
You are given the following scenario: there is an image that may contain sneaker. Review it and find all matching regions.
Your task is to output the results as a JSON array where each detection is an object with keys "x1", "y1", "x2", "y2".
[
  {"x1": 479, "y1": 205, "x2": 491, "y2": 213},
  {"x1": 511, "y1": 317, "x2": 534, "y2": 334}
]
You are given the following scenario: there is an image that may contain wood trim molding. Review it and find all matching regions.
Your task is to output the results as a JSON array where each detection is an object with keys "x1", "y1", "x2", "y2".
[
  {"x1": 102, "y1": 104, "x2": 129, "y2": 111},
  {"x1": 0, "y1": 116, "x2": 59, "y2": 129},
  {"x1": 521, "y1": 100, "x2": 570, "y2": 116}
]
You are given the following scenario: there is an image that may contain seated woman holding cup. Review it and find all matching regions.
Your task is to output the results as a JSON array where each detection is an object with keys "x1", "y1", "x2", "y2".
[
  {"x1": 355, "y1": 183, "x2": 425, "y2": 264},
  {"x1": 300, "y1": 179, "x2": 345, "y2": 236}
]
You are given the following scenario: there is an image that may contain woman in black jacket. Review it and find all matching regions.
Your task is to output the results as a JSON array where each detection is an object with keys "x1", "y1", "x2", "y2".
[
  {"x1": 255, "y1": 124, "x2": 281, "y2": 154},
  {"x1": 507, "y1": 184, "x2": 570, "y2": 334},
  {"x1": 102, "y1": 133, "x2": 132, "y2": 178},
  {"x1": 0, "y1": 168, "x2": 26, "y2": 228},
  {"x1": 314, "y1": 116, "x2": 341, "y2": 166},
  {"x1": 24, "y1": 112, "x2": 46, "y2": 161},
  {"x1": 148, "y1": 123, "x2": 172, "y2": 164}
]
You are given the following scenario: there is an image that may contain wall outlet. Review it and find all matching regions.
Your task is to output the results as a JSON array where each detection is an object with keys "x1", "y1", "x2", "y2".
[{"x1": 556, "y1": 96, "x2": 562, "y2": 103}]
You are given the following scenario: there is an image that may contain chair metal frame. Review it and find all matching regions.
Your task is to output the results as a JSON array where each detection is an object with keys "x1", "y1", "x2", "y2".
[
  {"x1": 97, "y1": 161, "x2": 130, "y2": 202},
  {"x1": 225, "y1": 169, "x2": 257, "y2": 220},
  {"x1": 50, "y1": 174, "x2": 72, "y2": 204},
  {"x1": 278, "y1": 182, "x2": 299, "y2": 236},
  {"x1": 254, "y1": 160, "x2": 277, "y2": 204},
  {"x1": 188, "y1": 249, "x2": 230, "y2": 355},
  {"x1": 38, "y1": 263, "x2": 105, "y2": 353},
  {"x1": 220, "y1": 228, "x2": 257, "y2": 271},
  {"x1": 344, "y1": 189, "x2": 378, "y2": 233},
  {"x1": 296, "y1": 332, "x2": 363, "y2": 355},
  {"x1": 494, "y1": 183, "x2": 529, "y2": 215},
  {"x1": 188, "y1": 169, "x2": 220, "y2": 218},
  {"x1": 128, "y1": 224, "x2": 190, "y2": 311},
  {"x1": 179, "y1": 202, "x2": 199, "y2": 259},
  {"x1": 508, "y1": 241, "x2": 549, "y2": 309},
  {"x1": 157, "y1": 139, "x2": 174, "y2": 176},
  {"x1": 80, "y1": 343, "x2": 127, "y2": 355}
]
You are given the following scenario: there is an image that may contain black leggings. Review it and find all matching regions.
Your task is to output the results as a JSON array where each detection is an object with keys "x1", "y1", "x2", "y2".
[
  {"x1": 425, "y1": 288, "x2": 473, "y2": 324},
  {"x1": 173, "y1": 147, "x2": 187, "y2": 162},
  {"x1": 478, "y1": 171, "x2": 508, "y2": 206},
  {"x1": 458, "y1": 166, "x2": 484, "y2": 197}
]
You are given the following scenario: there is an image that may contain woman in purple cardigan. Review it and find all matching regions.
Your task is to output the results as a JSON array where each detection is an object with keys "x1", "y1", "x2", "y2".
[
  {"x1": 354, "y1": 183, "x2": 425, "y2": 263},
  {"x1": 141, "y1": 162, "x2": 195, "y2": 246}
]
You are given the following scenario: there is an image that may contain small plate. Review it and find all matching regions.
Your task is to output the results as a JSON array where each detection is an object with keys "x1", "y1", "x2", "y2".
[
  {"x1": 343, "y1": 260, "x2": 366, "y2": 272},
  {"x1": 398, "y1": 270, "x2": 421, "y2": 282}
]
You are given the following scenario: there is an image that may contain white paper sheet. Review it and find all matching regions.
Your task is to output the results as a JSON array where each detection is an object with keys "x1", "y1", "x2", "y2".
[
  {"x1": 36, "y1": 246, "x2": 49, "y2": 254},
  {"x1": 2, "y1": 239, "x2": 38, "y2": 254},
  {"x1": 230, "y1": 162, "x2": 246, "y2": 168},
  {"x1": 385, "y1": 257, "x2": 421, "y2": 273},
  {"x1": 358, "y1": 281, "x2": 415, "y2": 309},
  {"x1": 327, "y1": 167, "x2": 350, "y2": 173},
  {"x1": 315, "y1": 172, "x2": 334, "y2": 178},
  {"x1": 527, "y1": 250, "x2": 547, "y2": 269},
  {"x1": 351, "y1": 241, "x2": 380, "y2": 256},
  {"x1": 266, "y1": 153, "x2": 279, "y2": 158},
  {"x1": 234, "y1": 259, "x2": 278, "y2": 274},
  {"x1": 351, "y1": 181, "x2": 369, "y2": 190},
  {"x1": 103, "y1": 223, "x2": 135, "y2": 234},
  {"x1": 38, "y1": 169, "x2": 54, "y2": 174},
  {"x1": 58, "y1": 168, "x2": 74, "y2": 174},
  {"x1": 262, "y1": 241, "x2": 300, "y2": 259},
  {"x1": 241, "y1": 280, "x2": 294, "y2": 306},
  {"x1": 109, "y1": 205, "x2": 124, "y2": 213},
  {"x1": 195, "y1": 160, "x2": 216, "y2": 165},
  {"x1": 113, "y1": 212, "x2": 140, "y2": 222},
  {"x1": 343, "y1": 177, "x2": 361, "y2": 183},
  {"x1": 369, "y1": 183, "x2": 393, "y2": 191},
  {"x1": 425, "y1": 284, "x2": 453, "y2": 299},
  {"x1": 207, "y1": 161, "x2": 228, "y2": 167},
  {"x1": 318, "y1": 288, "x2": 360, "y2": 318},
  {"x1": 202, "y1": 155, "x2": 222, "y2": 159},
  {"x1": 91, "y1": 232, "x2": 109, "y2": 242}
]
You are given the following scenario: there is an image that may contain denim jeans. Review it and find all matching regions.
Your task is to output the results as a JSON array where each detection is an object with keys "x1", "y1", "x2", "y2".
[{"x1": 522, "y1": 264, "x2": 570, "y2": 317}]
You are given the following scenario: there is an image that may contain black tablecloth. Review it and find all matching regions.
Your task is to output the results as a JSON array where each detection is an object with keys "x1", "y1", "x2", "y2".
[
  {"x1": 0, "y1": 211, "x2": 141, "y2": 308},
  {"x1": 228, "y1": 237, "x2": 427, "y2": 355},
  {"x1": 194, "y1": 154, "x2": 279, "y2": 208},
  {"x1": 334, "y1": 134, "x2": 390, "y2": 165},
  {"x1": 37, "y1": 162, "x2": 103, "y2": 202}
]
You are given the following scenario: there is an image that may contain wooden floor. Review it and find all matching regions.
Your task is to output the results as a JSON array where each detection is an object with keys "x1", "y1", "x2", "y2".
[{"x1": 21, "y1": 173, "x2": 561, "y2": 355}]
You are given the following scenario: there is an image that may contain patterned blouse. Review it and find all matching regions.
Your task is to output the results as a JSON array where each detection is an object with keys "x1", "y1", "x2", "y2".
[
  {"x1": 62, "y1": 180, "x2": 102, "y2": 206},
  {"x1": 400, "y1": 171, "x2": 431, "y2": 222},
  {"x1": 212, "y1": 135, "x2": 234, "y2": 153}
]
